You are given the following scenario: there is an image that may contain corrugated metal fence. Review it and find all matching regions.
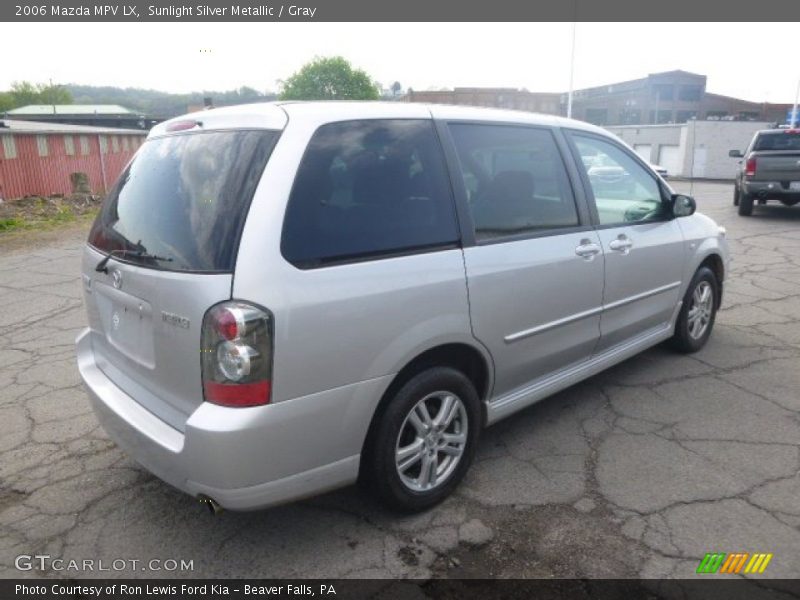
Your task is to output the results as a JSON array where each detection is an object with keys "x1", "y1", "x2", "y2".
[{"x1": 0, "y1": 131, "x2": 146, "y2": 200}]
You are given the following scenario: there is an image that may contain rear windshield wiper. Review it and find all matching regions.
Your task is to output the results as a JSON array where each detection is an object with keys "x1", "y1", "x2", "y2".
[{"x1": 95, "y1": 249, "x2": 173, "y2": 273}]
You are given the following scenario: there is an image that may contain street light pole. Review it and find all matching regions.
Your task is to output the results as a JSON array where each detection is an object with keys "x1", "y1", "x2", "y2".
[
  {"x1": 791, "y1": 79, "x2": 799, "y2": 128},
  {"x1": 567, "y1": 21, "x2": 576, "y2": 119},
  {"x1": 654, "y1": 91, "x2": 660, "y2": 124}
]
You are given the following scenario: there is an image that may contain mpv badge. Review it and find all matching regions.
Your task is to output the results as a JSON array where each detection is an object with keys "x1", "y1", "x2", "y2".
[
  {"x1": 162, "y1": 311, "x2": 190, "y2": 329},
  {"x1": 112, "y1": 270, "x2": 123, "y2": 289}
]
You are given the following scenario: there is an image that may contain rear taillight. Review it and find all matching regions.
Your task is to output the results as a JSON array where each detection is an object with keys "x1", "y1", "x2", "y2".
[
  {"x1": 201, "y1": 301, "x2": 273, "y2": 407},
  {"x1": 745, "y1": 155, "x2": 757, "y2": 178}
]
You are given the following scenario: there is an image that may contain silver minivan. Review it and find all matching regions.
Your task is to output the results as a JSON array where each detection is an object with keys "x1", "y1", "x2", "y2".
[{"x1": 76, "y1": 102, "x2": 729, "y2": 512}]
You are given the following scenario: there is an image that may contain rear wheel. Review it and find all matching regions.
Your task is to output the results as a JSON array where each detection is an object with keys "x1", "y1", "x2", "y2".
[
  {"x1": 670, "y1": 266, "x2": 719, "y2": 353},
  {"x1": 738, "y1": 191, "x2": 754, "y2": 216},
  {"x1": 362, "y1": 367, "x2": 480, "y2": 512},
  {"x1": 733, "y1": 185, "x2": 740, "y2": 206}
]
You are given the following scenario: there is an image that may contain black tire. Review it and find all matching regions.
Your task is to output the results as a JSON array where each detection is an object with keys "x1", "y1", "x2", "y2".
[
  {"x1": 361, "y1": 367, "x2": 481, "y2": 512},
  {"x1": 670, "y1": 266, "x2": 719, "y2": 353},
  {"x1": 738, "y1": 192, "x2": 754, "y2": 216},
  {"x1": 733, "y1": 185, "x2": 740, "y2": 206}
]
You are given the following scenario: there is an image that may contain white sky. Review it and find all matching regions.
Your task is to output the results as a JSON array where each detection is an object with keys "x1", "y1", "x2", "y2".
[{"x1": 1, "y1": 22, "x2": 798, "y2": 103}]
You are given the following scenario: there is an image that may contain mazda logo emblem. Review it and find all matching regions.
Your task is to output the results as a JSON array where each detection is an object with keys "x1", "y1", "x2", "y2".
[{"x1": 112, "y1": 270, "x2": 123, "y2": 289}]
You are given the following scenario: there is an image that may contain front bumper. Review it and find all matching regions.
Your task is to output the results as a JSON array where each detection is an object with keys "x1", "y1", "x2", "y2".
[{"x1": 76, "y1": 329, "x2": 390, "y2": 510}]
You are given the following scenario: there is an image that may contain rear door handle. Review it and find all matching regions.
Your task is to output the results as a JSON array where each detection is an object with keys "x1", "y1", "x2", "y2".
[
  {"x1": 609, "y1": 235, "x2": 633, "y2": 254},
  {"x1": 575, "y1": 239, "x2": 601, "y2": 260}
]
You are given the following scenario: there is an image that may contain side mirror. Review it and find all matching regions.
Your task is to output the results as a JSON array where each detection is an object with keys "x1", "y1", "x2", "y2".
[
  {"x1": 729, "y1": 149, "x2": 743, "y2": 158},
  {"x1": 672, "y1": 194, "x2": 696, "y2": 218}
]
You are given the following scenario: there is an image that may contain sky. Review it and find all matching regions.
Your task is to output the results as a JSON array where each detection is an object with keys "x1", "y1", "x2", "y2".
[{"x1": 1, "y1": 22, "x2": 798, "y2": 103}]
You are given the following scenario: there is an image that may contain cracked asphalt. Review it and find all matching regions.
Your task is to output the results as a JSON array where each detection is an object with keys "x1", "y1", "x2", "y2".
[{"x1": 1, "y1": 181, "x2": 799, "y2": 580}]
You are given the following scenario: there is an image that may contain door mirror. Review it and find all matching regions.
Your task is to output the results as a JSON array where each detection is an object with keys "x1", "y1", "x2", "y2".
[
  {"x1": 671, "y1": 194, "x2": 696, "y2": 218},
  {"x1": 728, "y1": 149, "x2": 743, "y2": 158}
]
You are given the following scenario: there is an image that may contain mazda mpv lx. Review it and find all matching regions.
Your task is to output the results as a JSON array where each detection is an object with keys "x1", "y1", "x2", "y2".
[{"x1": 77, "y1": 102, "x2": 729, "y2": 512}]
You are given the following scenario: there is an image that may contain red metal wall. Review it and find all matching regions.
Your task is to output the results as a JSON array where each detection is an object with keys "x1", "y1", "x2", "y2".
[{"x1": 0, "y1": 132, "x2": 145, "y2": 200}]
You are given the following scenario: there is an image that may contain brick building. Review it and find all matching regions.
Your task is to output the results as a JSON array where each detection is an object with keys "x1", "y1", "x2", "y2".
[
  {"x1": 402, "y1": 71, "x2": 790, "y2": 126},
  {"x1": 403, "y1": 88, "x2": 561, "y2": 115}
]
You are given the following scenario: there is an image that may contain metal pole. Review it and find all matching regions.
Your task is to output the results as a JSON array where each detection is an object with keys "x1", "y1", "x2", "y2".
[
  {"x1": 792, "y1": 79, "x2": 800, "y2": 128},
  {"x1": 654, "y1": 92, "x2": 660, "y2": 124},
  {"x1": 97, "y1": 134, "x2": 108, "y2": 193},
  {"x1": 567, "y1": 21, "x2": 576, "y2": 119}
]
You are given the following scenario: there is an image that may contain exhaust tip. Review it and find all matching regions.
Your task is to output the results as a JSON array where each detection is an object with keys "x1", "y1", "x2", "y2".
[{"x1": 198, "y1": 495, "x2": 223, "y2": 516}]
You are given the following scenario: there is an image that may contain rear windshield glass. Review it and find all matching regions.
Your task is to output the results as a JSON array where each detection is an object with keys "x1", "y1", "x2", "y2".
[
  {"x1": 88, "y1": 130, "x2": 279, "y2": 272},
  {"x1": 754, "y1": 132, "x2": 800, "y2": 151}
]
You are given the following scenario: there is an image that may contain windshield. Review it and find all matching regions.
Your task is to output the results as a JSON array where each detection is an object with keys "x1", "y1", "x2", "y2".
[
  {"x1": 753, "y1": 132, "x2": 800, "y2": 152},
  {"x1": 88, "y1": 129, "x2": 279, "y2": 272}
]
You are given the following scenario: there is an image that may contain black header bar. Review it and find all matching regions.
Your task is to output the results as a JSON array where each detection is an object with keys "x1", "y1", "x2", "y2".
[{"x1": 3, "y1": 0, "x2": 800, "y2": 22}]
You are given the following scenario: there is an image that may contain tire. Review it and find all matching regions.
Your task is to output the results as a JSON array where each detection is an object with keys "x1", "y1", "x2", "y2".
[
  {"x1": 361, "y1": 367, "x2": 481, "y2": 512},
  {"x1": 670, "y1": 266, "x2": 719, "y2": 353},
  {"x1": 738, "y1": 192, "x2": 754, "y2": 216},
  {"x1": 733, "y1": 185, "x2": 740, "y2": 206}
]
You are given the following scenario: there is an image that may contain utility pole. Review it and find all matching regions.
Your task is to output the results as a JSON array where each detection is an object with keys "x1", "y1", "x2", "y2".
[{"x1": 792, "y1": 79, "x2": 800, "y2": 128}]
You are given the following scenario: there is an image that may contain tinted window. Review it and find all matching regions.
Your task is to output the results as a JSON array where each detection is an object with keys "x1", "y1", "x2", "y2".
[
  {"x1": 573, "y1": 134, "x2": 667, "y2": 226},
  {"x1": 88, "y1": 130, "x2": 278, "y2": 272},
  {"x1": 281, "y1": 120, "x2": 458, "y2": 267},
  {"x1": 448, "y1": 124, "x2": 579, "y2": 240},
  {"x1": 754, "y1": 132, "x2": 800, "y2": 151}
]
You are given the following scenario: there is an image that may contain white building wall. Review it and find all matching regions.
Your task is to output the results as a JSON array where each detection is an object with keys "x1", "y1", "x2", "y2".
[{"x1": 606, "y1": 121, "x2": 772, "y2": 180}]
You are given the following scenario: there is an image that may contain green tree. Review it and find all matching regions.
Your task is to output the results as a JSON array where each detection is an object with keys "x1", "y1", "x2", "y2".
[
  {"x1": 6, "y1": 81, "x2": 73, "y2": 109},
  {"x1": 38, "y1": 83, "x2": 73, "y2": 105},
  {"x1": 0, "y1": 92, "x2": 14, "y2": 113},
  {"x1": 279, "y1": 56, "x2": 379, "y2": 101},
  {"x1": 9, "y1": 81, "x2": 40, "y2": 106}
]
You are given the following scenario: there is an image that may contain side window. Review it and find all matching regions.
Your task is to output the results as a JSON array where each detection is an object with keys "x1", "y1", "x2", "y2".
[
  {"x1": 281, "y1": 119, "x2": 459, "y2": 267},
  {"x1": 572, "y1": 134, "x2": 666, "y2": 226},
  {"x1": 448, "y1": 123, "x2": 579, "y2": 241}
]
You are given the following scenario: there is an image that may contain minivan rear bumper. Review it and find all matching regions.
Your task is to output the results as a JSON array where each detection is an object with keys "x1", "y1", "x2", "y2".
[{"x1": 77, "y1": 329, "x2": 386, "y2": 510}]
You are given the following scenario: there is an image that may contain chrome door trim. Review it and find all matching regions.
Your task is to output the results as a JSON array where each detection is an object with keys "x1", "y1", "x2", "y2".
[
  {"x1": 488, "y1": 320, "x2": 677, "y2": 425},
  {"x1": 503, "y1": 280, "x2": 681, "y2": 344},
  {"x1": 504, "y1": 306, "x2": 603, "y2": 343},
  {"x1": 602, "y1": 280, "x2": 681, "y2": 311}
]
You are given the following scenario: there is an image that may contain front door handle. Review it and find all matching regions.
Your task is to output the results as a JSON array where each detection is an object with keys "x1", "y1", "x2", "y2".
[
  {"x1": 609, "y1": 235, "x2": 633, "y2": 254},
  {"x1": 575, "y1": 239, "x2": 601, "y2": 260}
]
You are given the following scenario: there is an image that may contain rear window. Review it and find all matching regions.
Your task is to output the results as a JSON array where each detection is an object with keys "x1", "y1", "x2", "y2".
[
  {"x1": 753, "y1": 132, "x2": 800, "y2": 151},
  {"x1": 281, "y1": 119, "x2": 459, "y2": 268},
  {"x1": 88, "y1": 130, "x2": 279, "y2": 272}
]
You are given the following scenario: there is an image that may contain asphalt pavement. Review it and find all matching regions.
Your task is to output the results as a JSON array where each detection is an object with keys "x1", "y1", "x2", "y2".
[{"x1": 1, "y1": 181, "x2": 799, "y2": 580}]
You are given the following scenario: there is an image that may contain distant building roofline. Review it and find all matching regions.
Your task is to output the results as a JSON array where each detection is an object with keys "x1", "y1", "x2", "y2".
[
  {"x1": 0, "y1": 118, "x2": 147, "y2": 135},
  {"x1": 6, "y1": 104, "x2": 138, "y2": 116}
]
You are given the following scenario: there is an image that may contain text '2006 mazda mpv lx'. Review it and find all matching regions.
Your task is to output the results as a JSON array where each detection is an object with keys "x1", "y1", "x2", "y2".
[{"x1": 76, "y1": 102, "x2": 729, "y2": 512}]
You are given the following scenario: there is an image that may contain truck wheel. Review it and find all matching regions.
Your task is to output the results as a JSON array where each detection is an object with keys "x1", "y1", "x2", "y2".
[
  {"x1": 738, "y1": 192, "x2": 754, "y2": 216},
  {"x1": 733, "y1": 186, "x2": 739, "y2": 206},
  {"x1": 361, "y1": 367, "x2": 480, "y2": 512},
  {"x1": 670, "y1": 266, "x2": 719, "y2": 353}
]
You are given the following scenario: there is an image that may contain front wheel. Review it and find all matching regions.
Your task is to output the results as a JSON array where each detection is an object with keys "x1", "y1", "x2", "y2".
[
  {"x1": 733, "y1": 185, "x2": 740, "y2": 206},
  {"x1": 670, "y1": 266, "x2": 719, "y2": 353},
  {"x1": 362, "y1": 367, "x2": 480, "y2": 512}
]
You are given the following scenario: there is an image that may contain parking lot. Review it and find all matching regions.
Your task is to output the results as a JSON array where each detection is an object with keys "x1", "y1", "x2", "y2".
[{"x1": 1, "y1": 180, "x2": 799, "y2": 580}]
